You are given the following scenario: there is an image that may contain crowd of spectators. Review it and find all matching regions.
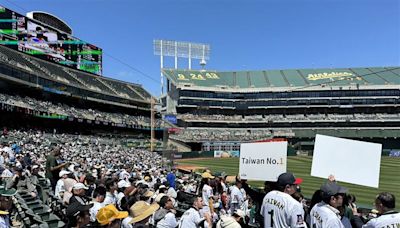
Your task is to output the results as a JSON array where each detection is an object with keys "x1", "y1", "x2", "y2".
[
  {"x1": 0, "y1": 129, "x2": 398, "y2": 227},
  {"x1": 178, "y1": 113, "x2": 400, "y2": 122},
  {"x1": 170, "y1": 128, "x2": 273, "y2": 142},
  {"x1": 0, "y1": 93, "x2": 164, "y2": 128}
]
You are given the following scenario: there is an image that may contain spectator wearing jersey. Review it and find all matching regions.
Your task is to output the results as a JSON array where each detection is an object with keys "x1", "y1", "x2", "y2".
[
  {"x1": 200, "y1": 173, "x2": 216, "y2": 218},
  {"x1": 352, "y1": 192, "x2": 400, "y2": 228},
  {"x1": 310, "y1": 182, "x2": 348, "y2": 228},
  {"x1": 179, "y1": 196, "x2": 212, "y2": 228},
  {"x1": 230, "y1": 177, "x2": 244, "y2": 214},
  {"x1": 260, "y1": 172, "x2": 306, "y2": 228}
]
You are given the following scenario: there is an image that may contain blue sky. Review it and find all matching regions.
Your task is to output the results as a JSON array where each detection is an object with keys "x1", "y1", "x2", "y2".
[{"x1": 1, "y1": 0, "x2": 399, "y2": 96}]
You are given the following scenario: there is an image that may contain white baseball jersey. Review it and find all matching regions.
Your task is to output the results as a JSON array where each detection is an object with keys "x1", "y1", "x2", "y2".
[
  {"x1": 362, "y1": 211, "x2": 400, "y2": 228},
  {"x1": 179, "y1": 207, "x2": 207, "y2": 228},
  {"x1": 202, "y1": 184, "x2": 213, "y2": 206},
  {"x1": 260, "y1": 190, "x2": 307, "y2": 228},
  {"x1": 310, "y1": 202, "x2": 344, "y2": 228}
]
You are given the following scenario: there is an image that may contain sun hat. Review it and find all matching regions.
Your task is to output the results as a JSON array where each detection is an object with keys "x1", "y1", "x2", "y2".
[
  {"x1": 129, "y1": 201, "x2": 160, "y2": 224},
  {"x1": 96, "y1": 204, "x2": 129, "y2": 225},
  {"x1": 202, "y1": 172, "x2": 215, "y2": 179}
]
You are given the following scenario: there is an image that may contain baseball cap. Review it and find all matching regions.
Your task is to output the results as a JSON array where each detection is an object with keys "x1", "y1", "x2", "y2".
[
  {"x1": 320, "y1": 182, "x2": 348, "y2": 196},
  {"x1": 59, "y1": 170, "x2": 71, "y2": 177},
  {"x1": 117, "y1": 180, "x2": 131, "y2": 189},
  {"x1": 158, "y1": 185, "x2": 166, "y2": 190},
  {"x1": 96, "y1": 204, "x2": 129, "y2": 225},
  {"x1": 66, "y1": 202, "x2": 93, "y2": 217},
  {"x1": 277, "y1": 172, "x2": 303, "y2": 186},
  {"x1": 72, "y1": 183, "x2": 89, "y2": 190}
]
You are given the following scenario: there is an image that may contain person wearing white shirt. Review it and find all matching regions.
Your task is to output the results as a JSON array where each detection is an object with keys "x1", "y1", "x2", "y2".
[
  {"x1": 260, "y1": 172, "x2": 306, "y2": 228},
  {"x1": 55, "y1": 170, "x2": 70, "y2": 200},
  {"x1": 310, "y1": 182, "x2": 348, "y2": 228},
  {"x1": 352, "y1": 192, "x2": 400, "y2": 228},
  {"x1": 179, "y1": 197, "x2": 212, "y2": 228},
  {"x1": 103, "y1": 179, "x2": 118, "y2": 205},
  {"x1": 230, "y1": 179, "x2": 244, "y2": 214},
  {"x1": 153, "y1": 195, "x2": 178, "y2": 228},
  {"x1": 89, "y1": 186, "x2": 106, "y2": 222}
]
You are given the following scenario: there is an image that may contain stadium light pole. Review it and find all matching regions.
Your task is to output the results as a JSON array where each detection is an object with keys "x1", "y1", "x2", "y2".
[{"x1": 154, "y1": 39, "x2": 211, "y2": 94}]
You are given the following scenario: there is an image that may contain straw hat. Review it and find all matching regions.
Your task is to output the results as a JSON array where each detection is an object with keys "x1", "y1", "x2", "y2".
[
  {"x1": 96, "y1": 204, "x2": 129, "y2": 225},
  {"x1": 129, "y1": 201, "x2": 159, "y2": 224},
  {"x1": 202, "y1": 172, "x2": 215, "y2": 179}
]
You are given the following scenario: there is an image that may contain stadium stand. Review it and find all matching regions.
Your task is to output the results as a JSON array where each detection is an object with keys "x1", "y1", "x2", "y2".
[{"x1": 162, "y1": 68, "x2": 400, "y2": 148}]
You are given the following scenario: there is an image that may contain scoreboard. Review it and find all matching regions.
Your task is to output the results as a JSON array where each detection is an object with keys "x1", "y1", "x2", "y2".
[{"x1": 0, "y1": 5, "x2": 102, "y2": 75}]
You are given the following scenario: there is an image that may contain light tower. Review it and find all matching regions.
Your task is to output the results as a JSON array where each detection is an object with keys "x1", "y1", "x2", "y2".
[{"x1": 153, "y1": 39, "x2": 210, "y2": 94}]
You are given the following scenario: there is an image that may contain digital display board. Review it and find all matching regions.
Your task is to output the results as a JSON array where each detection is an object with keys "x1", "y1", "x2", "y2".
[{"x1": 0, "y1": 6, "x2": 102, "y2": 75}]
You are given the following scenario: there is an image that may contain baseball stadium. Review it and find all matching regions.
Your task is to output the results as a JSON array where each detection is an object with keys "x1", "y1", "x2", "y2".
[
  {"x1": 0, "y1": 3, "x2": 399, "y2": 228},
  {"x1": 160, "y1": 67, "x2": 400, "y2": 209}
]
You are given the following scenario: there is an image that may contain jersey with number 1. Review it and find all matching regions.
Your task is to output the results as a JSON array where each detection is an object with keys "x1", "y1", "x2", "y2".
[{"x1": 261, "y1": 190, "x2": 307, "y2": 228}]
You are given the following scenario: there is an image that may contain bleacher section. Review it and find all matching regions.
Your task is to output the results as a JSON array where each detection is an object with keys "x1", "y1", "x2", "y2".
[{"x1": 0, "y1": 45, "x2": 151, "y2": 103}]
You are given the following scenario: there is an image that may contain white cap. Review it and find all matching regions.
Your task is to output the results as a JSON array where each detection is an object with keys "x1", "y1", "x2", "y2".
[
  {"x1": 155, "y1": 193, "x2": 166, "y2": 203},
  {"x1": 117, "y1": 180, "x2": 131, "y2": 189},
  {"x1": 59, "y1": 170, "x2": 71, "y2": 177},
  {"x1": 158, "y1": 185, "x2": 166, "y2": 189},
  {"x1": 233, "y1": 209, "x2": 246, "y2": 219},
  {"x1": 72, "y1": 183, "x2": 88, "y2": 190},
  {"x1": 32, "y1": 165, "x2": 39, "y2": 170}
]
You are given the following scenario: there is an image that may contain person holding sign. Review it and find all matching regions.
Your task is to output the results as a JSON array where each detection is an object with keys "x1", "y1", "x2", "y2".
[
  {"x1": 309, "y1": 182, "x2": 348, "y2": 228},
  {"x1": 260, "y1": 172, "x2": 306, "y2": 228}
]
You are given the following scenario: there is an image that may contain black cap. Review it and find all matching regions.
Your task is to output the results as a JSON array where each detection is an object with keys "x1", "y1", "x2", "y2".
[
  {"x1": 66, "y1": 203, "x2": 93, "y2": 217},
  {"x1": 277, "y1": 172, "x2": 303, "y2": 186},
  {"x1": 320, "y1": 182, "x2": 347, "y2": 196}
]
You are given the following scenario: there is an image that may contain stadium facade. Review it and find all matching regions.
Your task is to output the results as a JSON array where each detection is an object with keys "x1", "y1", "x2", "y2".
[
  {"x1": 0, "y1": 6, "x2": 166, "y2": 148},
  {"x1": 161, "y1": 67, "x2": 400, "y2": 151}
]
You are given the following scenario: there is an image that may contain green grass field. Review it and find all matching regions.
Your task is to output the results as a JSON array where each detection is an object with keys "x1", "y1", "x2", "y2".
[{"x1": 177, "y1": 156, "x2": 400, "y2": 210}]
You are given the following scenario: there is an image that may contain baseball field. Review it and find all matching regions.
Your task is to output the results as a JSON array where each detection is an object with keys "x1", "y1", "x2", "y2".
[{"x1": 176, "y1": 156, "x2": 400, "y2": 210}]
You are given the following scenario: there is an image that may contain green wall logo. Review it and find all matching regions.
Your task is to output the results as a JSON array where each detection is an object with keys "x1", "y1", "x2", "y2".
[{"x1": 307, "y1": 72, "x2": 353, "y2": 81}]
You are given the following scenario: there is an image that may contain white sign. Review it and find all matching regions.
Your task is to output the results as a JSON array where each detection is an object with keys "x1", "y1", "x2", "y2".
[
  {"x1": 311, "y1": 134, "x2": 382, "y2": 188},
  {"x1": 239, "y1": 141, "x2": 287, "y2": 181}
]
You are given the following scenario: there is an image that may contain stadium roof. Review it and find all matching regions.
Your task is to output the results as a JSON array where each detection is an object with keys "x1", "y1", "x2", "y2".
[{"x1": 163, "y1": 67, "x2": 400, "y2": 92}]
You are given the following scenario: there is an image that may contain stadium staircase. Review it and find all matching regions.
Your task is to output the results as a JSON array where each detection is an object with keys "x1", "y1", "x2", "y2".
[
  {"x1": 61, "y1": 68, "x2": 89, "y2": 88},
  {"x1": 168, "y1": 138, "x2": 192, "y2": 152},
  {"x1": 21, "y1": 56, "x2": 70, "y2": 85},
  {"x1": 11, "y1": 178, "x2": 66, "y2": 227},
  {"x1": 95, "y1": 78, "x2": 123, "y2": 96},
  {"x1": 126, "y1": 84, "x2": 147, "y2": 100}
]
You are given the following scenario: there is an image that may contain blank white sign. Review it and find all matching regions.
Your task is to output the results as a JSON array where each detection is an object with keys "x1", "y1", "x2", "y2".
[
  {"x1": 239, "y1": 141, "x2": 287, "y2": 181},
  {"x1": 311, "y1": 134, "x2": 382, "y2": 188}
]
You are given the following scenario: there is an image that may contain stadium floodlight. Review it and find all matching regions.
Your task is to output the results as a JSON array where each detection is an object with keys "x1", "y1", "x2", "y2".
[{"x1": 153, "y1": 39, "x2": 211, "y2": 94}]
